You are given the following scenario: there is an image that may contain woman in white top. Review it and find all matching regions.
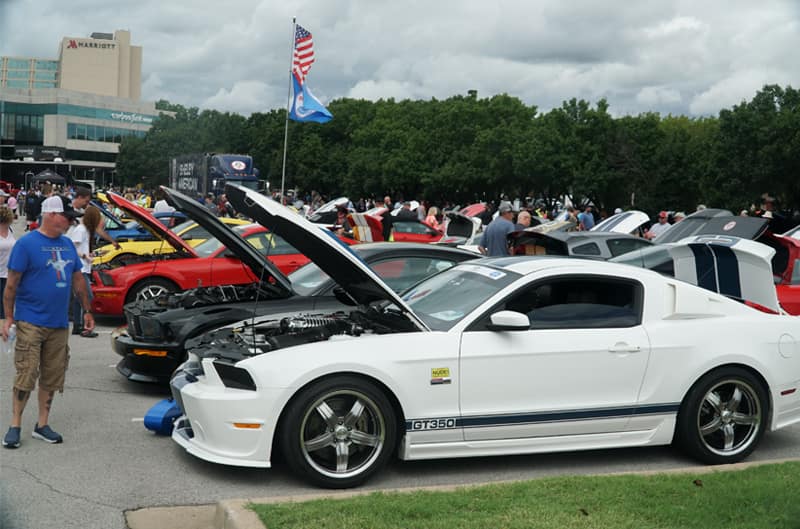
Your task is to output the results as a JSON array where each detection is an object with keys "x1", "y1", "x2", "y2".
[
  {"x1": 68, "y1": 206, "x2": 102, "y2": 337},
  {"x1": 0, "y1": 207, "x2": 16, "y2": 319}
]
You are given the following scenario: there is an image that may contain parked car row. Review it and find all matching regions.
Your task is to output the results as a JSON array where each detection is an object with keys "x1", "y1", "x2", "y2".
[{"x1": 93, "y1": 186, "x2": 800, "y2": 490}]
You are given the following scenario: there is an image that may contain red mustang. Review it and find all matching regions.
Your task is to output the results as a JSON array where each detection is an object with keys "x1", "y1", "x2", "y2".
[{"x1": 91, "y1": 193, "x2": 309, "y2": 316}]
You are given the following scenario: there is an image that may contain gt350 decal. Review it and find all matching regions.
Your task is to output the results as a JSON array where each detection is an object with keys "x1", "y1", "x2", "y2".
[{"x1": 410, "y1": 418, "x2": 457, "y2": 430}]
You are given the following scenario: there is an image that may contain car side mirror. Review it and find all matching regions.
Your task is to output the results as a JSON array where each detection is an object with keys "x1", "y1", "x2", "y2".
[{"x1": 487, "y1": 310, "x2": 530, "y2": 331}]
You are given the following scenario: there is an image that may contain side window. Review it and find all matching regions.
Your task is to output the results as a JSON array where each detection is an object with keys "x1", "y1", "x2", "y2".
[
  {"x1": 608, "y1": 238, "x2": 651, "y2": 257},
  {"x1": 571, "y1": 242, "x2": 601, "y2": 256},
  {"x1": 471, "y1": 276, "x2": 643, "y2": 331},
  {"x1": 371, "y1": 257, "x2": 456, "y2": 292},
  {"x1": 181, "y1": 226, "x2": 212, "y2": 241},
  {"x1": 245, "y1": 232, "x2": 299, "y2": 256}
]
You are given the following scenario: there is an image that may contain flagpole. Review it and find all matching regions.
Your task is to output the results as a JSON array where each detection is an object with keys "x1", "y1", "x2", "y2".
[{"x1": 280, "y1": 17, "x2": 296, "y2": 205}]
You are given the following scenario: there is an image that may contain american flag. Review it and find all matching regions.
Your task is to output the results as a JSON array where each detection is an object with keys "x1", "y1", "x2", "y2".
[{"x1": 292, "y1": 24, "x2": 315, "y2": 85}]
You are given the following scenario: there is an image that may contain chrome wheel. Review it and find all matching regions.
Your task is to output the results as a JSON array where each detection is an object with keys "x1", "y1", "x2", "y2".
[
  {"x1": 697, "y1": 379, "x2": 761, "y2": 457},
  {"x1": 299, "y1": 389, "x2": 386, "y2": 480}
]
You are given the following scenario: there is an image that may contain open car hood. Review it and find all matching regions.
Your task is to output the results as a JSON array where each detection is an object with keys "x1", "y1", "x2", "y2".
[
  {"x1": 225, "y1": 184, "x2": 429, "y2": 331},
  {"x1": 591, "y1": 210, "x2": 649, "y2": 234},
  {"x1": 444, "y1": 212, "x2": 482, "y2": 239},
  {"x1": 161, "y1": 187, "x2": 293, "y2": 296},
  {"x1": 667, "y1": 235, "x2": 780, "y2": 313},
  {"x1": 105, "y1": 192, "x2": 196, "y2": 255},
  {"x1": 655, "y1": 209, "x2": 768, "y2": 244}
]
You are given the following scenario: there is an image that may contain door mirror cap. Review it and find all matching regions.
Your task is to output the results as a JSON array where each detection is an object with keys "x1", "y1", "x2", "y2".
[{"x1": 487, "y1": 310, "x2": 530, "y2": 331}]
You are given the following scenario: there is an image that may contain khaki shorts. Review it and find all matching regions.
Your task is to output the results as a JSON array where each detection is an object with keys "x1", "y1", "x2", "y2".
[{"x1": 12, "y1": 321, "x2": 70, "y2": 393}]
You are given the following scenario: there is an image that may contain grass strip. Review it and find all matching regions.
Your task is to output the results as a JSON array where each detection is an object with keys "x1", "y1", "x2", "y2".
[{"x1": 250, "y1": 461, "x2": 800, "y2": 529}]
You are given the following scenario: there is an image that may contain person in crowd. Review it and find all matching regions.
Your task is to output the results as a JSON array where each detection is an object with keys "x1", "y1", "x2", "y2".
[
  {"x1": 16, "y1": 188, "x2": 26, "y2": 217},
  {"x1": 24, "y1": 188, "x2": 42, "y2": 231},
  {"x1": 7, "y1": 193, "x2": 18, "y2": 218},
  {"x1": 480, "y1": 202, "x2": 515, "y2": 256},
  {"x1": 696, "y1": 204, "x2": 707, "y2": 211},
  {"x1": 334, "y1": 205, "x2": 351, "y2": 236},
  {"x1": 2, "y1": 195, "x2": 94, "y2": 449},
  {"x1": 759, "y1": 194, "x2": 787, "y2": 232},
  {"x1": 68, "y1": 206, "x2": 101, "y2": 338},
  {"x1": 515, "y1": 210, "x2": 532, "y2": 231},
  {"x1": 740, "y1": 209, "x2": 749, "y2": 216},
  {"x1": 645, "y1": 211, "x2": 672, "y2": 240},
  {"x1": 614, "y1": 207, "x2": 623, "y2": 215},
  {"x1": 204, "y1": 193, "x2": 217, "y2": 212},
  {"x1": 382, "y1": 196, "x2": 393, "y2": 210},
  {"x1": 425, "y1": 206, "x2": 442, "y2": 231},
  {"x1": 70, "y1": 187, "x2": 120, "y2": 250},
  {"x1": 152, "y1": 190, "x2": 176, "y2": 214},
  {"x1": 673, "y1": 211, "x2": 686, "y2": 223},
  {"x1": 0, "y1": 207, "x2": 17, "y2": 319},
  {"x1": 578, "y1": 205, "x2": 595, "y2": 230},
  {"x1": 395, "y1": 201, "x2": 418, "y2": 221}
]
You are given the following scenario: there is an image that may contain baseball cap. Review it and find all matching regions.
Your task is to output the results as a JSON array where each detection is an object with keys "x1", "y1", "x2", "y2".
[
  {"x1": 41, "y1": 195, "x2": 82, "y2": 219},
  {"x1": 614, "y1": 207, "x2": 623, "y2": 214},
  {"x1": 658, "y1": 210, "x2": 668, "y2": 218},
  {"x1": 498, "y1": 202, "x2": 513, "y2": 214}
]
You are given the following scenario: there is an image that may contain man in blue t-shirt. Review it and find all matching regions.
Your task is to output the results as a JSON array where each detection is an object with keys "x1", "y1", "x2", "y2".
[
  {"x1": 480, "y1": 202, "x2": 516, "y2": 256},
  {"x1": 2, "y1": 195, "x2": 95, "y2": 449}
]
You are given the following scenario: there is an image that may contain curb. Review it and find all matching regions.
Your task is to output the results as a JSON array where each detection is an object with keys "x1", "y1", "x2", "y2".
[{"x1": 129, "y1": 457, "x2": 800, "y2": 529}]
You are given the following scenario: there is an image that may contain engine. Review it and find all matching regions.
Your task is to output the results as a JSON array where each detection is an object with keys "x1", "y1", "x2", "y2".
[{"x1": 190, "y1": 312, "x2": 372, "y2": 359}]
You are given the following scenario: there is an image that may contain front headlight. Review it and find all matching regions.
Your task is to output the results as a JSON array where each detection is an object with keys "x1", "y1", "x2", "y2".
[
  {"x1": 137, "y1": 316, "x2": 164, "y2": 339},
  {"x1": 213, "y1": 360, "x2": 256, "y2": 391}
]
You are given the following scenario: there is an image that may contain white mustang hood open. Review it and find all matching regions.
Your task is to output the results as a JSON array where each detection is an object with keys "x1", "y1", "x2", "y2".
[
  {"x1": 591, "y1": 210, "x2": 649, "y2": 234},
  {"x1": 668, "y1": 235, "x2": 780, "y2": 313},
  {"x1": 225, "y1": 185, "x2": 430, "y2": 331}
]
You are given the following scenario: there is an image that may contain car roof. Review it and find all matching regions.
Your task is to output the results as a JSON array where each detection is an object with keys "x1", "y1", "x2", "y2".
[
  {"x1": 473, "y1": 255, "x2": 657, "y2": 278},
  {"x1": 350, "y1": 241, "x2": 477, "y2": 258}
]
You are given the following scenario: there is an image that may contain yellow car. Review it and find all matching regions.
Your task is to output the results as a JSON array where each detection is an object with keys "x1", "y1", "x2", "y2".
[{"x1": 93, "y1": 217, "x2": 250, "y2": 265}]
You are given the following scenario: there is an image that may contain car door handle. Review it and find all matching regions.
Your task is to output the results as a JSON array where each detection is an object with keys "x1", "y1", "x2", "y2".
[{"x1": 608, "y1": 344, "x2": 641, "y2": 353}]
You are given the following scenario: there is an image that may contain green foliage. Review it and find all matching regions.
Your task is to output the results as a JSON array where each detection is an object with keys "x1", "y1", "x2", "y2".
[
  {"x1": 250, "y1": 462, "x2": 800, "y2": 529},
  {"x1": 118, "y1": 85, "x2": 800, "y2": 212}
]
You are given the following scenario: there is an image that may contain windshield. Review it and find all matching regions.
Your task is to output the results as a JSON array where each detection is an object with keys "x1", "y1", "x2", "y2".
[
  {"x1": 172, "y1": 219, "x2": 195, "y2": 234},
  {"x1": 289, "y1": 262, "x2": 331, "y2": 296},
  {"x1": 610, "y1": 245, "x2": 674, "y2": 276},
  {"x1": 400, "y1": 263, "x2": 520, "y2": 331},
  {"x1": 193, "y1": 225, "x2": 252, "y2": 257}
]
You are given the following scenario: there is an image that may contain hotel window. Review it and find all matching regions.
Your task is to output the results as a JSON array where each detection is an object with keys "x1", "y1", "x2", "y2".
[
  {"x1": 5, "y1": 80, "x2": 28, "y2": 88},
  {"x1": 33, "y1": 81, "x2": 55, "y2": 88},
  {"x1": 7, "y1": 59, "x2": 29, "y2": 69},
  {"x1": 7, "y1": 70, "x2": 29, "y2": 79},
  {"x1": 34, "y1": 71, "x2": 56, "y2": 80},
  {"x1": 86, "y1": 124, "x2": 98, "y2": 141},
  {"x1": 35, "y1": 60, "x2": 58, "y2": 70}
]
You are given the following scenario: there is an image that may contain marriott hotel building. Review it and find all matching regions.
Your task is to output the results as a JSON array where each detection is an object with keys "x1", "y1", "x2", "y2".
[{"x1": 0, "y1": 30, "x2": 161, "y2": 187}]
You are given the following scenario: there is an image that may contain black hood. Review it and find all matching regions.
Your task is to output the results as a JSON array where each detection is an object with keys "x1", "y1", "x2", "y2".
[
  {"x1": 656, "y1": 213, "x2": 769, "y2": 245},
  {"x1": 161, "y1": 186, "x2": 293, "y2": 298}
]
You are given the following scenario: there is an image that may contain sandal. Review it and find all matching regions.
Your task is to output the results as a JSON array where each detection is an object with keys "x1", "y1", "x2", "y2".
[{"x1": 80, "y1": 330, "x2": 98, "y2": 338}]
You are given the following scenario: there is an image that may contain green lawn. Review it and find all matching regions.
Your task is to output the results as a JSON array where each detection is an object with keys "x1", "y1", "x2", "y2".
[{"x1": 250, "y1": 461, "x2": 800, "y2": 529}]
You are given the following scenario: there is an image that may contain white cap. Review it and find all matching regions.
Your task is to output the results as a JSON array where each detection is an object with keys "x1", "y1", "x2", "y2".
[
  {"x1": 614, "y1": 207, "x2": 623, "y2": 214},
  {"x1": 41, "y1": 196, "x2": 65, "y2": 213}
]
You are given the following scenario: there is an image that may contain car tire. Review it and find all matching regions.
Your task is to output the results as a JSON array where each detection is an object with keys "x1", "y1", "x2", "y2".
[
  {"x1": 675, "y1": 366, "x2": 768, "y2": 464},
  {"x1": 280, "y1": 375, "x2": 397, "y2": 488},
  {"x1": 127, "y1": 278, "x2": 177, "y2": 304}
]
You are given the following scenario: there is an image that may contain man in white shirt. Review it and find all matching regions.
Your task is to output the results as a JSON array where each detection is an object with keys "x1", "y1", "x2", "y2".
[{"x1": 645, "y1": 211, "x2": 672, "y2": 240}]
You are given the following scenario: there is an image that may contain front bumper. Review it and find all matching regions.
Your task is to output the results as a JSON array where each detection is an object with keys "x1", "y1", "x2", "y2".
[
  {"x1": 91, "y1": 286, "x2": 127, "y2": 315},
  {"x1": 113, "y1": 329, "x2": 184, "y2": 384},
  {"x1": 170, "y1": 360, "x2": 282, "y2": 468}
]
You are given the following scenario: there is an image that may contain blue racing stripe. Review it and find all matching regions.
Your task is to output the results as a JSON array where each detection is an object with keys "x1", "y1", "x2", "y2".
[
  {"x1": 690, "y1": 244, "x2": 718, "y2": 292},
  {"x1": 710, "y1": 245, "x2": 741, "y2": 298},
  {"x1": 405, "y1": 403, "x2": 681, "y2": 430}
]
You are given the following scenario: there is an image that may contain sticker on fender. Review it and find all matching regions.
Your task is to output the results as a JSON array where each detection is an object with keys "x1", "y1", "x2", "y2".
[{"x1": 431, "y1": 367, "x2": 451, "y2": 385}]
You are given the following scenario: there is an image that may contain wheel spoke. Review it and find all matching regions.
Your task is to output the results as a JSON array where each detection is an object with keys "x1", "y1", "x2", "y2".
[
  {"x1": 349, "y1": 429, "x2": 381, "y2": 447},
  {"x1": 731, "y1": 412, "x2": 759, "y2": 426},
  {"x1": 722, "y1": 423, "x2": 735, "y2": 450},
  {"x1": 304, "y1": 432, "x2": 334, "y2": 453},
  {"x1": 343, "y1": 399, "x2": 366, "y2": 429},
  {"x1": 335, "y1": 441, "x2": 350, "y2": 472},
  {"x1": 700, "y1": 416, "x2": 723, "y2": 436},
  {"x1": 728, "y1": 387, "x2": 743, "y2": 412},
  {"x1": 704, "y1": 391, "x2": 723, "y2": 414},
  {"x1": 315, "y1": 401, "x2": 340, "y2": 430}
]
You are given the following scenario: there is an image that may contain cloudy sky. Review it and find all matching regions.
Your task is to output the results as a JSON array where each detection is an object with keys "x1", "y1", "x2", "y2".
[{"x1": 2, "y1": 0, "x2": 798, "y2": 117}]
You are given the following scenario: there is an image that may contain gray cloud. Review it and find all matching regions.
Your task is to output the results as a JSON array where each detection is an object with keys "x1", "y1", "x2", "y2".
[{"x1": 3, "y1": 0, "x2": 798, "y2": 116}]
